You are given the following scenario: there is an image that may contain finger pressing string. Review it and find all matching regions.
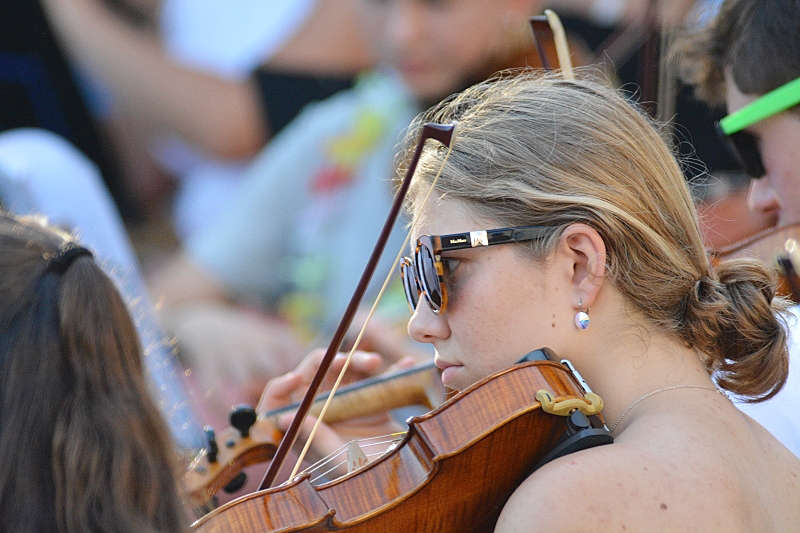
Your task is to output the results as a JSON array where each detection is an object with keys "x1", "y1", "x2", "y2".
[{"x1": 258, "y1": 372, "x2": 303, "y2": 412}]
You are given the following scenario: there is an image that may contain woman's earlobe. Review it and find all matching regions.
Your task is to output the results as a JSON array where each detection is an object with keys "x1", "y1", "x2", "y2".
[{"x1": 561, "y1": 224, "x2": 606, "y2": 310}]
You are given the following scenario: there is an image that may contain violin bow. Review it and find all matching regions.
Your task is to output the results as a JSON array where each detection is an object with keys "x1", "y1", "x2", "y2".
[
  {"x1": 258, "y1": 123, "x2": 455, "y2": 489},
  {"x1": 529, "y1": 10, "x2": 575, "y2": 79},
  {"x1": 529, "y1": 15, "x2": 553, "y2": 70}
]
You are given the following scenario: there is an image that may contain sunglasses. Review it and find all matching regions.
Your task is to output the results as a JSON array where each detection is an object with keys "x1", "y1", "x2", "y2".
[
  {"x1": 400, "y1": 225, "x2": 552, "y2": 314},
  {"x1": 717, "y1": 76, "x2": 800, "y2": 178}
]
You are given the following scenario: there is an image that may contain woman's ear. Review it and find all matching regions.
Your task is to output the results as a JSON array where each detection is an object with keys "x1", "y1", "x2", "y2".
[{"x1": 555, "y1": 223, "x2": 606, "y2": 310}]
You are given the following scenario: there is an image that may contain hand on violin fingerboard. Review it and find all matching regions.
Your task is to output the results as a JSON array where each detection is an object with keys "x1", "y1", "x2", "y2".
[{"x1": 257, "y1": 350, "x2": 415, "y2": 461}]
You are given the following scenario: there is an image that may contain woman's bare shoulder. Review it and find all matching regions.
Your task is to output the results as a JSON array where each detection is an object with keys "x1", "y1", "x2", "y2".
[
  {"x1": 495, "y1": 443, "x2": 661, "y2": 533},
  {"x1": 492, "y1": 435, "x2": 790, "y2": 533}
]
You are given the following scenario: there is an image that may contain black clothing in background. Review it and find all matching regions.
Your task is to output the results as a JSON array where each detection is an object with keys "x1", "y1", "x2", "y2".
[
  {"x1": 0, "y1": 1, "x2": 138, "y2": 219},
  {"x1": 558, "y1": 14, "x2": 741, "y2": 183},
  {"x1": 252, "y1": 68, "x2": 354, "y2": 138}
]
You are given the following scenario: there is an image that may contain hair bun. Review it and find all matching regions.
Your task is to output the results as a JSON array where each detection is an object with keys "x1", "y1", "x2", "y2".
[{"x1": 682, "y1": 258, "x2": 789, "y2": 401}]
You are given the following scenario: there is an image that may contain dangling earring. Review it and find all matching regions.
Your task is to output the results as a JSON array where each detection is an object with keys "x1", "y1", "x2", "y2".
[{"x1": 574, "y1": 297, "x2": 590, "y2": 330}]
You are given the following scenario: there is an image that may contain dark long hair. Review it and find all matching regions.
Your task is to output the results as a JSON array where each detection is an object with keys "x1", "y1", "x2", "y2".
[{"x1": 0, "y1": 212, "x2": 187, "y2": 532}]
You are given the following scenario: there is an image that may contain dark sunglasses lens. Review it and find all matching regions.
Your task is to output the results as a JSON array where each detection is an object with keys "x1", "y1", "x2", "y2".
[
  {"x1": 727, "y1": 131, "x2": 766, "y2": 178},
  {"x1": 417, "y1": 245, "x2": 443, "y2": 310},
  {"x1": 400, "y1": 259, "x2": 419, "y2": 311}
]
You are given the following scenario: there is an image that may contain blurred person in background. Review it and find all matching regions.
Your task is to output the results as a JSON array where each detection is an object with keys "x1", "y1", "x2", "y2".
[
  {"x1": 676, "y1": 0, "x2": 800, "y2": 456},
  {"x1": 41, "y1": 0, "x2": 373, "y2": 238}
]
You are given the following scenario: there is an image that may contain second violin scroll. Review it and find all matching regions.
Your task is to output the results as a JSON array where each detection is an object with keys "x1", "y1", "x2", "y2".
[
  {"x1": 709, "y1": 223, "x2": 800, "y2": 302},
  {"x1": 184, "y1": 362, "x2": 442, "y2": 507}
]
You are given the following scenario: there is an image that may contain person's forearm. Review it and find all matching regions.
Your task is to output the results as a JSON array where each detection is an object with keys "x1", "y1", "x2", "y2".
[
  {"x1": 42, "y1": 0, "x2": 266, "y2": 158},
  {"x1": 148, "y1": 253, "x2": 232, "y2": 311}
]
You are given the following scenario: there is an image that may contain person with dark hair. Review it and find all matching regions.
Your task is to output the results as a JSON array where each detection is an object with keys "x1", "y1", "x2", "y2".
[
  {"x1": 0, "y1": 128, "x2": 202, "y2": 449},
  {"x1": 677, "y1": 0, "x2": 800, "y2": 456},
  {"x1": 678, "y1": 0, "x2": 800, "y2": 227},
  {"x1": 0, "y1": 211, "x2": 188, "y2": 532}
]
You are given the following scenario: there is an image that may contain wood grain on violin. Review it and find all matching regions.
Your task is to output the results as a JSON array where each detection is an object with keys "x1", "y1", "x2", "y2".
[
  {"x1": 192, "y1": 361, "x2": 603, "y2": 533},
  {"x1": 709, "y1": 223, "x2": 800, "y2": 301},
  {"x1": 185, "y1": 363, "x2": 441, "y2": 506}
]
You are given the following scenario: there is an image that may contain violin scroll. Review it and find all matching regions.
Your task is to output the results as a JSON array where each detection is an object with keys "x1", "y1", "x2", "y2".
[{"x1": 709, "y1": 223, "x2": 800, "y2": 302}]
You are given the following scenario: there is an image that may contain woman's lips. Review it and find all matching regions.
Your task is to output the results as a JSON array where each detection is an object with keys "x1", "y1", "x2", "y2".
[
  {"x1": 398, "y1": 60, "x2": 433, "y2": 78},
  {"x1": 435, "y1": 359, "x2": 463, "y2": 387},
  {"x1": 434, "y1": 358, "x2": 458, "y2": 370}
]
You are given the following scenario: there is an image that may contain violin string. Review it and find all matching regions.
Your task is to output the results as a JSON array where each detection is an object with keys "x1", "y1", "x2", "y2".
[
  {"x1": 307, "y1": 437, "x2": 406, "y2": 484},
  {"x1": 289, "y1": 134, "x2": 457, "y2": 480},
  {"x1": 305, "y1": 442, "x2": 350, "y2": 472},
  {"x1": 310, "y1": 460, "x2": 350, "y2": 484},
  {"x1": 306, "y1": 431, "x2": 406, "y2": 472},
  {"x1": 357, "y1": 435, "x2": 405, "y2": 449},
  {"x1": 309, "y1": 448, "x2": 406, "y2": 485},
  {"x1": 303, "y1": 432, "x2": 406, "y2": 479}
]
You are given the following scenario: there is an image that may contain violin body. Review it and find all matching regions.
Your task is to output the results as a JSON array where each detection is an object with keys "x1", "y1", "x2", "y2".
[
  {"x1": 192, "y1": 360, "x2": 610, "y2": 533},
  {"x1": 710, "y1": 223, "x2": 800, "y2": 302}
]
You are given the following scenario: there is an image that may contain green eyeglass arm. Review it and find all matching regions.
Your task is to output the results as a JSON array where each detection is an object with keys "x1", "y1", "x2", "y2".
[{"x1": 719, "y1": 76, "x2": 800, "y2": 135}]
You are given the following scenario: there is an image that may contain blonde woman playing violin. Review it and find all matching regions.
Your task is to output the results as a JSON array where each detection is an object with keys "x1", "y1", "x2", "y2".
[{"x1": 262, "y1": 72, "x2": 800, "y2": 532}]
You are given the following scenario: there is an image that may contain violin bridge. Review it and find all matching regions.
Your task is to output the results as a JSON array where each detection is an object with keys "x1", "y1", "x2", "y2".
[{"x1": 346, "y1": 441, "x2": 369, "y2": 473}]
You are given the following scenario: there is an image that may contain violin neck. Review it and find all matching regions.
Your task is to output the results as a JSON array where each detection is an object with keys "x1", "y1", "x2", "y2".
[
  {"x1": 710, "y1": 222, "x2": 800, "y2": 303},
  {"x1": 779, "y1": 245, "x2": 800, "y2": 302},
  {"x1": 265, "y1": 363, "x2": 440, "y2": 424}
]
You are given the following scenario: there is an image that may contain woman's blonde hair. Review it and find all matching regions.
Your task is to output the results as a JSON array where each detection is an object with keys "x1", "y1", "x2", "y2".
[
  {"x1": 0, "y1": 212, "x2": 187, "y2": 532},
  {"x1": 399, "y1": 71, "x2": 788, "y2": 401}
]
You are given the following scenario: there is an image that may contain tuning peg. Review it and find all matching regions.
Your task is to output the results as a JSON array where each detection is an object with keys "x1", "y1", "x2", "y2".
[
  {"x1": 223, "y1": 472, "x2": 248, "y2": 493},
  {"x1": 229, "y1": 404, "x2": 257, "y2": 438},
  {"x1": 204, "y1": 426, "x2": 219, "y2": 463}
]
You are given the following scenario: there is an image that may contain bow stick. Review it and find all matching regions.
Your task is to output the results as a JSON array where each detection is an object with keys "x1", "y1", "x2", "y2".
[
  {"x1": 258, "y1": 123, "x2": 455, "y2": 489},
  {"x1": 529, "y1": 10, "x2": 575, "y2": 79}
]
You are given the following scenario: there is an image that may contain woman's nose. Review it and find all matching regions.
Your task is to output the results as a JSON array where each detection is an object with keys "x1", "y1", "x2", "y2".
[
  {"x1": 747, "y1": 177, "x2": 781, "y2": 219},
  {"x1": 407, "y1": 297, "x2": 450, "y2": 344},
  {"x1": 385, "y1": 1, "x2": 425, "y2": 53}
]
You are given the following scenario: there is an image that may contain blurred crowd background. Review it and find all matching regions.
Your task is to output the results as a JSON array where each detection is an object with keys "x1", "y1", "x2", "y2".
[{"x1": 0, "y1": 0, "x2": 765, "y2": 452}]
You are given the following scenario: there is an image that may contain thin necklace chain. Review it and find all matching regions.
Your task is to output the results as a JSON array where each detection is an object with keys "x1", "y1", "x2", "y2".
[{"x1": 609, "y1": 385, "x2": 724, "y2": 434}]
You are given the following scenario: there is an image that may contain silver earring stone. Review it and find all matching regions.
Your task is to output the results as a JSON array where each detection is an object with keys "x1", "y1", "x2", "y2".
[{"x1": 574, "y1": 311, "x2": 590, "y2": 330}]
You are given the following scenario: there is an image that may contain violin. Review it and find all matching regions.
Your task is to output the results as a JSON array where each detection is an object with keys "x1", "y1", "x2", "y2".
[
  {"x1": 709, "y1": 223, "x2": 800, "y2": 302},
  {"x1": 191, "y1": 356, "x2": 611, "y2": 533},
  {"x1": 185, "y1": 362, "x2": 441, "y2": 507}
]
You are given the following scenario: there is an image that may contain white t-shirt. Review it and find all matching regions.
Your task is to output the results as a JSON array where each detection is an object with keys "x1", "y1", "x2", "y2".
[
  {"x1": 187, "y1": 71, "x2": 417, "y2": 340},
  {"x1": 160, "y1": 0, "x2": 317, "y2": 80},
  {"x1": 735, "y1": 305, "x2": 800, "y2": 458},
  {"x1": 156, "y1": 0, "x2": 319, "y2": 238}
]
